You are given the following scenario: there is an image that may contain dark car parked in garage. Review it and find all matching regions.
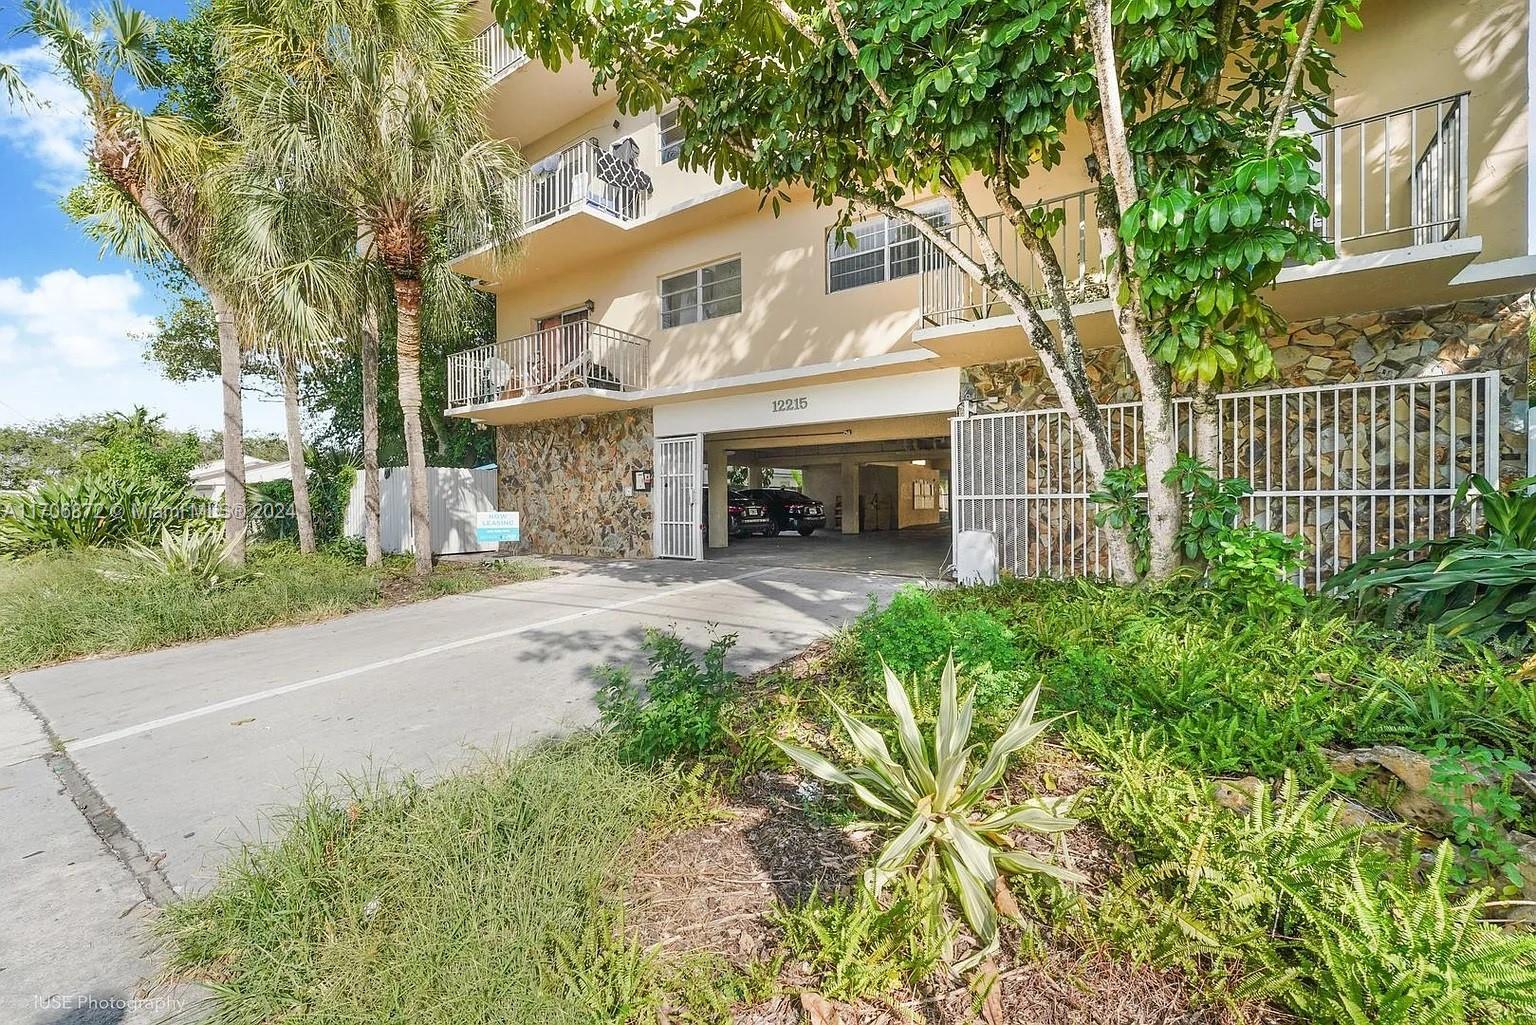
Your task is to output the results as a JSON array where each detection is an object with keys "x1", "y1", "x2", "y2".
[
  {"x1": 702, "y1": 487, "x2": 773, "y2": 540},
  {"x1": 742, "y1": 488, "x2": 827, "y2": 536}
]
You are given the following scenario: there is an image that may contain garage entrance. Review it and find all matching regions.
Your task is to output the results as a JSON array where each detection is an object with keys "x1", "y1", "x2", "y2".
[{"x1": 700, "y1": 413, "x2": 954, "y2": 579}]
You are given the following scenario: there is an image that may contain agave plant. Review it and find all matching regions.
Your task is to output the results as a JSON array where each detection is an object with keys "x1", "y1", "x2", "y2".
[
  {"x1": 1326, "y1": 475, "x2": 1536, "y2": 647},
  {"x1": 122, "y1": 523, "x2": 241, "y2": 586},
  {"x1": 775, "y1": 656, "x2": 1083, "y2": 970}
]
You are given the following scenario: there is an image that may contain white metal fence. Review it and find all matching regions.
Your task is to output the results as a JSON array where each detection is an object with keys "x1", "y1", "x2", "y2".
[
  {"x1": 951, "y1": 371, "x2": 1502, "y2": 588},
  {"x1": 447, "y1": 321, "x2": 651, "y2": 409},
  {"x1": 472, "y1": 23, "x2": 528, "y2": 83},
  {"x1": 344, "y1": 467, "x2": 498, "y2": 556}
]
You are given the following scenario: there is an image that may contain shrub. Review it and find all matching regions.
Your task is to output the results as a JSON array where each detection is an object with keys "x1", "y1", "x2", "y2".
[
  {"x1": 0, "y1": 473, "x2": 209, "y2": 557},
  {"x1": 596, "y1": 631, "x2": 738, "y2": 764},
  {"x1": 776, "y1": 656, "x2": 1083, "y2": 971},
  {"x1": 855, "y1": 586, "x2": 1019, "y2": 698},
  {"x1": 1425, "y1": 742, "x2": 1532, "y2": 888},
  {"x1": 1206, "y1": 523, "x2": 1306, "y2": 616},
  {"x1": 1081, "y1": 729, "x2": 1536, "y2": 1024},
  {"x1": 249, "y1": 456, "x2": 359, "y2": 544},
  {"x1": 1326, "y1": 474, "x2": 1536, "y2": 648},
  {"x1": 121, "y1": 523, "x2": 241, "y2": 587},
  {"x1": 940, "y1": 579, "x2": 1536, "y2": 778},
  {"x1": 770, "y1": 881, "x2": 951, "y2": 1002}
]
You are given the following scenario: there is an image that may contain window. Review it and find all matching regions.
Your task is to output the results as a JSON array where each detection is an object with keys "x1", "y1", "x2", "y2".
[
  {"x1": 660, "y1": 258, "x2": 741, "y2": 329},
  {"x1": 826, "y1": 202, "x2": 950, "y2": 293},
  {"x1": 659, "y1": 107, "x2": 684, "y2": 163}
]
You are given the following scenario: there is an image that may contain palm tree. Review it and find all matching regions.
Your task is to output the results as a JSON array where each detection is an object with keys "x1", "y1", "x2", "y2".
[
  {"x1": 24, "y1": 0, "x2": 251, "y2": 562},
  {"x1": 216, "y1": 0, "x2": 523, "y2": 574},
  {"x1": 210, "y1": 167, "x2": 360, "y2": 555}
]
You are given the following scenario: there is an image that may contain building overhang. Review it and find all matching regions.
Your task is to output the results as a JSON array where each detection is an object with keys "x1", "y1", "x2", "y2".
[
  {"x1": 446, "y1": 348, "x2": 944, "y2": 426},
  {"x1": 451, "y1": 182, "x2": 757, "y2": 289},
  {"x1": 910, "y1": 236, "x2": 1526, "y2": 366}
]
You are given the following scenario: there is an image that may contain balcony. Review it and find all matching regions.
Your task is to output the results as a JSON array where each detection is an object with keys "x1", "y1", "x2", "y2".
[
  {"x1": 472, "y1": 22, "x2": 528, "y2": 84},
  {"x1": 917, "y1": 94, "x2": 1479, "y2": 358},
  {"x1": 519, "y1": 137, "x2": 651, "y2": 227},
  {"x1": 446, "y1": 321, "x2": 650, "y2": 419}
]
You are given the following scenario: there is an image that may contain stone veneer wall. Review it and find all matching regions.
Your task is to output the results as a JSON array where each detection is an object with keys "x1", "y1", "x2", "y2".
[
  {"x1": 963, "y1": 292, "x2": 1532, "y2": 476},
  {"x1": 495, "y1": 409, "x2": 655, "y2": 558}
]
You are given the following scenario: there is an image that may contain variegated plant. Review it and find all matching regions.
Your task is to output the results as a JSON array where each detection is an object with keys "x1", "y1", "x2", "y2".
[{"x1": 775, "y1": 655, "x2": 1084, "y2": 970}]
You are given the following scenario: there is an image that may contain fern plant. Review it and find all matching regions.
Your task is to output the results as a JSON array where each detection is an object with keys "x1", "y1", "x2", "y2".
[
  {"x1": 1286, "y1": 843, "x2": 1536, "y2": 1025},
  {"x1": 775, "y1": 655, "x2": 1084, "y2": 971}
]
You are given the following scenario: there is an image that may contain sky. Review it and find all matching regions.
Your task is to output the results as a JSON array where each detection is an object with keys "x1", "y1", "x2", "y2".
[{"x1": 0, "y1": 0, "x2": 286, "y2": 436}]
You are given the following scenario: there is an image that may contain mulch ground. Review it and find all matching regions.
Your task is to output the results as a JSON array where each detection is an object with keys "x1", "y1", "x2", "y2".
[{"x1": 623, "y1": 762, "x2": 1271, "y2": 1025}]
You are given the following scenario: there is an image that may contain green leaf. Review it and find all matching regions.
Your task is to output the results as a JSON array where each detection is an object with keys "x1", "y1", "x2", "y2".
[{"x1": 882, "y1": 659, "x2": 935, "y2": 791}]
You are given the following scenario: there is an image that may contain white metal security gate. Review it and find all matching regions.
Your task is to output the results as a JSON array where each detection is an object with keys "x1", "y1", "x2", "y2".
[
  {"x1": 951, "y1": 370, "x2": 1502, "y2": 589},
  {"x1": 655, "y1": 434, "x2": 703, "y2": 560}
]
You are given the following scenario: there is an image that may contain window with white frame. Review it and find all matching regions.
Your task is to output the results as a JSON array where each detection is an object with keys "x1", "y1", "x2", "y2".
[
  {"x1": 659, "y1": 107, "x2": 684, "y2": 163},
  {"x1": 660, "y1": 258, "x2": 742, "y2": 329},
  {"x1": 826, "y1": 201, "x2": 950, "y2": 293}
]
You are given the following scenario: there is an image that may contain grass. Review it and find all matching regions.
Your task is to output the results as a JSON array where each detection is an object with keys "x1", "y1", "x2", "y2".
[
  {"x1": 0, "y1": 543, "x2": 547, "y2": 672},
  {"x1": 158, "y1": 739, "x2": 675, "y2": 1025}
]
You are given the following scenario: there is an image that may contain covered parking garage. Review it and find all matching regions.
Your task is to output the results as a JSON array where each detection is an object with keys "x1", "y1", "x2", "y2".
[
  {"x1": 649, "y1": 365, "x2": 962, "y2": 577},
  {"x1": 701, "y1": 423, "x2": 952, "y2": 577}
]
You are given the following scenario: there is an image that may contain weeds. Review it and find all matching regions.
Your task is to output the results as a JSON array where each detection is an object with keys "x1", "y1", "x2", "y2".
[
  {"x1": 160, "y1": 738, "x2": 671, "y2": 1025},
  {"x1": 771, "y1": 882, "x2": 951, "y2": 1003},
  {"x1": 0, "y1": 544, "x2": 546, "y2": 671},
  {"x1": 596, "y1": 631, "x2": 738, "y2": 765}
]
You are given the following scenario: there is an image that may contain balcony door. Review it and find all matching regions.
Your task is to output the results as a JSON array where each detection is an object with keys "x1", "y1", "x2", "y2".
[{"x1": 533, "y1": 307, "x2": 589, "y2": 390}]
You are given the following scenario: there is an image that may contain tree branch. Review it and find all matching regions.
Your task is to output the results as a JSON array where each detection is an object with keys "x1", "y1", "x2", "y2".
[
  {"x1": 1082, "y1": 0, "x2": 1140, "y2": 222},
  {"x1": 1266, "y1": 0, "x2": 1328, "y2": 152},
  {"x1": 774, "y1": 1, "x2": 823, "y2": 46},
  {"x1": 823, "y1": 0, "x2": 891, "y2": 107}
]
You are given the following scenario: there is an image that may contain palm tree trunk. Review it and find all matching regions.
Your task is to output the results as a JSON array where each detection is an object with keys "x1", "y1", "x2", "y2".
[
  {"x1": 361, "y1": 299, "x2": 383, "y2": 567},
  {"x1": 210, "y1": 290, "x2": 247, "y2": 565},
  {"x1": 280, "y1": 352, "x2": 317, "y2": 553},
  {"x1": 392, "y1": 276, "x2": 434, "y2": 575}
]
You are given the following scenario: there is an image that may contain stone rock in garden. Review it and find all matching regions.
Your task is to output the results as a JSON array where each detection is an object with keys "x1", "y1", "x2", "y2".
[
  {"x1": 1391, "y1": 792, "x2": 1453, "y2": 832},
  {"x1": 1333, "y1": 798, "x2": 1391, "y2": 829},
  {"x1": 1213, "y1": 776, "x2": 1265, "y2": 813},
  {"x1": 1511, "y1": 831, "x2": 1536, "y2": 901},
  {"x1": 1327, "y1": 745, "x2": 1434, "y2": 792}
]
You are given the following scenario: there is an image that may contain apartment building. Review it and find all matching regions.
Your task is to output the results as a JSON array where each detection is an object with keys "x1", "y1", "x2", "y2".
[{"x1": 449, "y1": 0, "x2": 1535, "y2": 580}]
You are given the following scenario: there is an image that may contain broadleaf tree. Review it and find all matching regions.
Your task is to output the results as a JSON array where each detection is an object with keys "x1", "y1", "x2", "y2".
[{"x1": 493, "y1": 0, "x2": 1359, "y2": 580}]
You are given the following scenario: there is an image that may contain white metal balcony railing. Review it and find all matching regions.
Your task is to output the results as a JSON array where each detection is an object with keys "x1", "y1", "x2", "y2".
[
  {"x1": 447, "y1": 321, "x2": 650, "y2": 409},
  {"x1": 519, "y1": 137, "x2": 651, "y2": 227},
  {"x1": 921, "y1": 93, "x2": 1471, "y2": 327},
  {"x1": 472, "y1": 22, "x2": 529, "y2": 83}
]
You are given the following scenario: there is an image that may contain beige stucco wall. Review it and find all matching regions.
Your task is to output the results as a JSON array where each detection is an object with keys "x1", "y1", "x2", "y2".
[
  {"x1": 1331, "y1": 0, "x2": 1529, "y2": 263},
  {"x1": 479, "y1": 0, "x2": 1530, "y2": 389},
  {"x1": 493, "y1": 189, "x2": 926, "y2": 388}
]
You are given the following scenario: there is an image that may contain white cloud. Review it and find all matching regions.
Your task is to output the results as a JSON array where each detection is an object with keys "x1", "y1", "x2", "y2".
[
  {"x1": 0, "y1": 44, "x2": 90, "y2": 193},
  {"x1": 0, "y1": 267, "x2": 288, "y2": 435},
  {"x1": 0, "y1": 268, "x2": 157, "y2": 370}
]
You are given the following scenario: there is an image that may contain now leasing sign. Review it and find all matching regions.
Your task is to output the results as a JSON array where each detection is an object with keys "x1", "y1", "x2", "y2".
[{"x1": 475, "y1": 510, "x2": 521, "y2": 545}]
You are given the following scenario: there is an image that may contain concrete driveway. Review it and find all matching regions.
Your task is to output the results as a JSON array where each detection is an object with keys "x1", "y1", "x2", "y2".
[{"x1": 0, "y1": 560, "x2": 908, "y2": 1025}]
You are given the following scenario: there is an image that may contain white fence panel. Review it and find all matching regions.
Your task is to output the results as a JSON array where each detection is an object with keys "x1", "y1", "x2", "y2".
[
  {"x1": 951, "y1": 371, "x2": 1502, "y2": 589},
  {"x1": 344, "y1": 467, "x2": 498, "y2": 556}
]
